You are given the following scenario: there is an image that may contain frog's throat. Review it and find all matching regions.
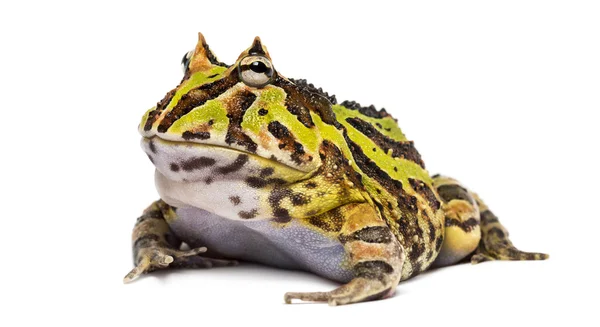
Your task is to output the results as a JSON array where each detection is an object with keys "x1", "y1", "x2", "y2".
[{"x1": 142, "y1": 136, "x2": 313, "y2": 184}]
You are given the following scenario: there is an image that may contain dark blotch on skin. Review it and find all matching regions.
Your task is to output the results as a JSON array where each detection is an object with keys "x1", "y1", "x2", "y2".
[
  {"x1": 273, "y1": 208, "x2": 292, "y2": 223},
  {"x1": 354, "y1": 260, "x2": 394, "y2": 282},
  {"x1": 339, "y1": 226, "x2": 392, "y2": 244},
  {"x1": 260, "y1": 167, "x2": 274, "y2": 177},
  {"x1": 305, "y1": 181, "x2": 318, "y2": 189},
  {"x1": 445, "y1": 217, "x2": 480, "y2": 232},
  {"x1": 246, "y1": 176, "x2": 286, "y2": 188},
  {"x1": 217, "y1": 154, "x2": 248, "y2": 174},
  {"x1": 436, "y1": 184, "x2": 474, "y2": 204},
  {"x1": 170, "y1": 163, "x2": 180, "y2": 172},
  {"x1": 205, "y1": 177, "x2": 213, "y2": 184},
  {"x1": 258, "y1": 108, "x2": 268, "y2": 116},
  {"x1": 267, "y1": 121, "x2": 308, "y2": 165},
  {"x1": 229, "y1": 196, "x2": 241, "y2": 206},
  {"x1": 290, "y1": 193, "x2": 308, "y2": 206},
  {"x1": 409, "y1": 243, "x2": 425, "y2": 262},
  {"x1": 268, "y1": 121, "x2": 292, "y2": 138},
  {"x1": 238, "y1": 209, "x2": 258, "y2": 219},
  {"x1": 181, "y1": 157, "x2": 216, "y2": 171},
  {"x1": 148, "y1": 140, "x2": 157, "y2": 154},
  {"x1": 182, "y1": 131, "x2": 210, "y2": 140}
]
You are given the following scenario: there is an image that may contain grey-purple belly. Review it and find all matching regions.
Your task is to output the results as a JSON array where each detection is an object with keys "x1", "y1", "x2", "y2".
[{"x1": 169, "y1": 206, "x2": 353, "y2": 283}]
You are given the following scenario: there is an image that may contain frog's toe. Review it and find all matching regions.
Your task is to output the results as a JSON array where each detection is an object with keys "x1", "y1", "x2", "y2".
[
  {"x1": 284, "y1": 278, "x2": 395, "y2": 306},
  {"x1": 284, "y1": 291, "x2": 330, "y2": 304},
  {"x1": 123, "y1": 246, "x2": 209, "y2": 283},
  {"x1": 123, "y1": 256, "x2": 152, "y2": 283}
]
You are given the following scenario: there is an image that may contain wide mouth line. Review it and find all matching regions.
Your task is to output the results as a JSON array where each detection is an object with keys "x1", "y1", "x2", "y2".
[{"x1": 145, "y1": 135, "x2": 313, "y2": 174}]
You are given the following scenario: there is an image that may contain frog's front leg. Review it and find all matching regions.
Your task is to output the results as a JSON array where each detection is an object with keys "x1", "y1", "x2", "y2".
[
  {"x1": 285, "y1": 202, "x2": 405, "y2": 306},
  {"x1": 123, "y1": 200, "x2": 237, "y2": 283}
]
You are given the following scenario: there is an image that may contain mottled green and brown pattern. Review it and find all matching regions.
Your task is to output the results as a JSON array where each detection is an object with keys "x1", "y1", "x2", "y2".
[{"x1": 126, "y1": 33, "x2": 548, "y2": 306}]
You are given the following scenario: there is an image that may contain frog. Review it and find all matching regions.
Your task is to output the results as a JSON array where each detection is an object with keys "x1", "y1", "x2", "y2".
[{"x1": 124, "y1": 33, "x2": 548, "y2": 305}]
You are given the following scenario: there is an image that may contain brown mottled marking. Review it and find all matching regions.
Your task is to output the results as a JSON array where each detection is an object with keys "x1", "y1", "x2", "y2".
[
  {"x1": 144, "y1": 89, "x2": 176, "y2": 131},
  {"x1": 306, "y1": 208, "x2": 345, "y2": 233},
  {"x1": 224, "y1": 90, "x2": 259, "y2": 152},
  {"x1": 339, "y1": 226, "x2": 393, "y2": 244},
  {"x1": 267, "y1": 121, "x2": 308, "y2": 165},
  {"x1": 238, "y1": 209, "x2": 258, "y2": 219},
  {"x1": 229, "y1": 196, "x2": 241, "y2": 206},
  {"x1": 408, "y1": 178, "x2": 441, "y2": 211},
  {"x1": 346, "y1": 117, "x2": 425, "y2": 168},
  {"x1": 354, "y1": 261, "x2": 394, "y2": 282}
]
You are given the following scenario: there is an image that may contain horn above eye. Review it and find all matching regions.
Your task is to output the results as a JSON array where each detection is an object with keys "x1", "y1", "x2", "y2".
[{"x1": 238, "y1": 55, "x2": 274, "y2": 88}]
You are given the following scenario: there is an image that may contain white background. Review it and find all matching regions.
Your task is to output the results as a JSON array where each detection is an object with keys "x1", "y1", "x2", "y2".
[{"x1": 1, "y1": 1, "x2": 598, "y2": 326}]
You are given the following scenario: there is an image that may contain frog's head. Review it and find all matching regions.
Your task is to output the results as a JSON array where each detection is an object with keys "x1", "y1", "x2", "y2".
[{"x1": 140, "y1": 33, "x2": 340, "y2": 189}]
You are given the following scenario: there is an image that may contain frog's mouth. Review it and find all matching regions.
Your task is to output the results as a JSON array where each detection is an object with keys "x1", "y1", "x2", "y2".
[{"x1": 142, "y1": 136, "x2": 311, "y2": 185}]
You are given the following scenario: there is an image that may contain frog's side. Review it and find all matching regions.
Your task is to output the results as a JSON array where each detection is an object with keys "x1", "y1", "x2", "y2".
[{"x1": 124, "y1": 33, "x2": 548, "y2": 305}]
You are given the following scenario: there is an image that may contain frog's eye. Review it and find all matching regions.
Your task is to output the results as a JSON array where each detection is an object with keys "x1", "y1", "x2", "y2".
[
  {"x1": 181, "y1": 50, "x2": 193, "y2": 73},
  {"x1": 238, "y1": 55, "x2": 274, "y2": 88}
]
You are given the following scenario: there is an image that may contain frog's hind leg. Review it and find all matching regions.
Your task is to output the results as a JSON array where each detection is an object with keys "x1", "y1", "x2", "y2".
[
  {"x1": 469, "y1": 193, "x2": 549, "y2": 264},
  {"x1": 123, "y1": 200, "x2": 237, "y2": 283},
  {"x1": 431, "y1": 175, "x2": 482, "y2": 267},
  {"x1": 284, "y1": 202, "x2": 405, "y2": 306},
  {"x1": 431, "y1": 175, "x2": 548, "y2": 266}
]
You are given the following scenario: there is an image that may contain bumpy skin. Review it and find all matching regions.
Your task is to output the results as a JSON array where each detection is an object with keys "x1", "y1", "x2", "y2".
[{"x1": 124, "y1": 33, "x2": 548, "y2": 305}]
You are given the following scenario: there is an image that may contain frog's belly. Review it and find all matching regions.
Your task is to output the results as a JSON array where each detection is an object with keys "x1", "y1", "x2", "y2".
[{"x1": 169, "y1": 206, "x2": 353, "y2": 283}]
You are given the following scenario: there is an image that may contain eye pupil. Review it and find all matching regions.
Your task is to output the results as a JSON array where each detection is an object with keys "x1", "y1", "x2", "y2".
[{"x1": 250, "y1": 61, "x2": 268, "y2": 73}]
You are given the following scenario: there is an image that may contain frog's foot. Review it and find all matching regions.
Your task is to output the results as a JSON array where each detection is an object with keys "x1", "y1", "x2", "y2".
[
  {"x1": 470, "y1": 193, "x2": 549, "y2": 264},
  {"x1": 123, "y1": 246, "x2": 207, "y2": 283},
  {"x1": 125, "y1": 200, "x2": 239, "y2": 283},
  {"x1": 284, "y1": 278, "x2": 395, "y2": 306},
  {"x1": 470, "y1": 235, "x2": 549, "y2": 264}
]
